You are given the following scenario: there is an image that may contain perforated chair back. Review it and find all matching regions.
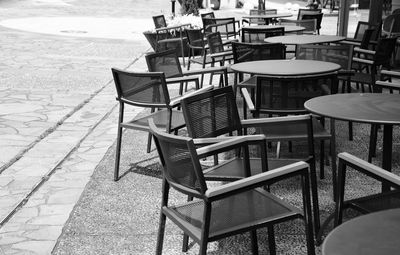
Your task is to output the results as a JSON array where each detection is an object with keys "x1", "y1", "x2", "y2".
[
  {"x1": 145, "y1": 49, "x2": 183, "y2": 78},
  {"x1": 300, "y1": 13, "x2": 323, "y2": 32},
  {"x1": 112, "y1": 69, "x2": 170, "y2": 107},
  {"x1": 201, "y1": 12, "x2": 216, "y2": 34},
  {"x1": 241, "y1": 27, "x2": 284, "y2": 43},
  {"x1": 382, "y1": 14, "x2": 400, "y2": 36},
  {"x1": 248, "y1": 9, "x2": 267, "y2": 25},
  {"x1": 186, "y1": 28, "x2": 206, "y2": 49},
  {"x1": 297, "y1": 8, "x2": 322, "y2": 20},
  {"x1": 255, "y1": 73, "x2": 337, "y2": 115},
  {"x1": 232, "y1": 41, "x2": 285, "y2": 63},
  {"x1": 296, "y1": 44, "x2": 353, "y2": 73},
  {"x1": 206, "y1": 32, "x2": 225, "y2": 54},
  {"x1": 279, "y1": 18, "x2": 317, "y2": 34},
  {"x1": 149, "y1": 120, "x2": 206, "y2": 196},
  {"x1": 153, "y1": 15, "x2": 167, "y2": 29},
  {"x1": 181, "y1": 86, "x2": 242, "y2": 138}
]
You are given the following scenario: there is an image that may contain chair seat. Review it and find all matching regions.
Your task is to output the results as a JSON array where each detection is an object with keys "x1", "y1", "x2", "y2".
[
  {"x1": 165, "y1": 188, "x2": 301, "y2": 242},
  {"x1": 261, "y1": 118, "x2": 331, "y2": 141},
  {"x1": 122, "y1": 109, "x2": 185, "y2": 131},
  {"x1": 349, "y1": 72, "x2": 375, "y2": 84},
  {"x1": 204, "y1": 157, "x2": 302, "y2": 181}
]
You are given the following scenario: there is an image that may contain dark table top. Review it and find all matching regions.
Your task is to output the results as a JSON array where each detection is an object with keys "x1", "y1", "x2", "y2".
[
  {"x1": 264, "y1": 34, "x2": 346, "y2": 45},
  {"x1": 230, "y1": 59, "x2": 341, "y2": 77},
  {"x1": 304, "y1": 93, "x2": 400, "y2": 125},
  {"x1": 322, "y1": 209, "x2": 400, "y2": 255}
]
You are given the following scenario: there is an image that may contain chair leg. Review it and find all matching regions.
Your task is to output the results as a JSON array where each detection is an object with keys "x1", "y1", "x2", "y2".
[
  {"x1": 147, "y1": 132, "x2": 152, "y2": 153},
  {"x1": 348, "y1": 121, "x2": 353, "y2": 141},
  {"x1": 114, "y1": 125, "x2": 123, "y2": 181},
  {"x1": 319, "y1": 140, "x2": 325, "y2": 179},
  {"x1": 156, "y1": 212, "x2": 166, "y2": 255},
  {"x1": 368, "y1": 124, "x2": 378, "y2": 162},
  {"x1": 267, "y1": 226, "x2": 276, "y2": 255},
  {"x1": 249, "y1": 230, "x2": 259, "y2": 255}
]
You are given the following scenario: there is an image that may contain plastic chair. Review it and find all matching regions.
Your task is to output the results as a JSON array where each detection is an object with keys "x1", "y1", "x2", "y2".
[
  {"x1": 334, "y1": 152, "x2": 400, "y2": 227},
  {"x1": 201, "y1": 12, "x2": 240, "y2": 39},
  {"x1": 149, "y1": 119, "x2": 316, "y2": 255},
  {"x1": 111, "y1": 69, "x2": 211, "y2": 181},
  {"x1": 181, "y1": 86, "x2": 322, "y2": 236},
  {"x1": 241, "y1": 26, "x2": 284, "y2": 43},
  {"x1": 152, "y1": 14, "x2": 191, "y2": 66},
  {"x1": 231, "y1": 41, "x2": 286, "y2": 96},
  {"x1": 145, "y1": 49, "x2": 228, "y2": 91}
]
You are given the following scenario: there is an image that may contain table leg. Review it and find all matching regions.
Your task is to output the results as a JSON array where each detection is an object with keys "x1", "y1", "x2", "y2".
[
  {"x1": 382, "y1": 124, "x2": 393, "y2": 192},
  {"x1": 330, "y1": 118, "x2": 337, "y2": 201}
]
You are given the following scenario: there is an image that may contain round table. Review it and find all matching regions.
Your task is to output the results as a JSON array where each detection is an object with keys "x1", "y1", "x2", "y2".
[
  {"x1": 230, "y1": 59, "x2": 341, "y2": 77},
  {"x1": 322, "y1": 209, "x2": 400, "y2": 255},
  {"x1": 242, "y1": 13, "x2": 293, "y2": 22},
  {"x1": 264, "y1": 34, "x2": 346, "y2": 45},
  {"x1": 305, "y1": 93, "x2": 400, "y2": 184},
  {"x1": 248, "y1": 25, "x2": 305, "y2": 33}
]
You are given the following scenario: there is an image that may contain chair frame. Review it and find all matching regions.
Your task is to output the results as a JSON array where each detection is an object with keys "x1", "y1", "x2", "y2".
[
  {"x1": 241, "y1": 26, "x2": 284, "y2": 43},
  {"x1": 201, "y1": 12, "x2": 240, "y2": 39}
]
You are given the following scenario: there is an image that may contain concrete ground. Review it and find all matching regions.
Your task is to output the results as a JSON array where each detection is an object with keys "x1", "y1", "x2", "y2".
[{"x1": 0, "y1": 0, "x2": 379, "y2": 254}]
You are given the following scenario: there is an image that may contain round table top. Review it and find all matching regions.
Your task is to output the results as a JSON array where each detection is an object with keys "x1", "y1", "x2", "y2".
[
  {"x1": 304, "y1": 93, "x2": 400, "y2": 125},
  {"x1": 242, "y1": 13, "x2": 293, "y2": 19},
  {"x1": 322, "y1": 209, "x2": 400, "y2": 255},
  {"x1": 245, "y1": 25, "x2": 305, "y2": 33},
  {"x1": 264, "y1": 34, "x2": 346, "y2": 45},
  {"x1": 230, "y1": 59, "x2": 341, "y2": 77}
]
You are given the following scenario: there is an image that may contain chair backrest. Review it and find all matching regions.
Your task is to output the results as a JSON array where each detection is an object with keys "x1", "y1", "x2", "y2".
[
  {"x1": 241, "y1": 27, "x2": 284, "y2": 43},
  {"x1": 300, "y1": 13, "x2": 323, "y2": 31},
  {"x1": 111, "y1": 68, "x2": 171, "y2": 107},
  {"x1": 296, "y1": 44, "x2": 353, "y2": 72},
  {"x1": 180, "y1": 86, "x2": 243, "y2": 138},
  {"x1": 297, "y1": 8, "x2": 322, "y2": 20},
  {"x1": 185, "y1": 28, "x2": 206, "y2": 50},
  {"x1": 206, "y1": 32, "x2": 225, "y2": 54},
  {"x1": 145, "y1": 49, "x2": 183, "y2": 79},
  {"x1": 201, "y1": 12, "x2": 216, "y2": 30},
  {"x1": 392, "y1": 8, "x2": 400, "y2": 15},
  {"x1": 373, "y1": 37, "x2": 398, "y2": 66},
  {"x1": 153, "y1": 15, "x2": 167, "y2": 29},
  {"x1": 149, "y1": 119, "x2": 207, "y2": 197},
  {"x1": 248, "y1": 9, "x2": 267, "y2": 25},
  {"x1": 353, "y1": 21, "x2": 381, "y2": 42},
  {"x1": 358, "y1": 28, "x2": 375, "y2": 49},
  {"x1": 382, "y1": 13, "x2": 400, "y2": 36},
  {"x1": 231, "y1": 42, "x2": 285, "y2": 63},
  {"x1": 279, "y1": 18, "x2": 317, "y2": 34},
  {"x1": 254, "y1": 73, "x2": 337, "y2": 115}
]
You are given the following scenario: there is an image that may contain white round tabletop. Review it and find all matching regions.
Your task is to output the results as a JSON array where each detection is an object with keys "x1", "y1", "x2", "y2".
[{"x1": 246, "y1": 25, "x2": 305, "y2": 33}]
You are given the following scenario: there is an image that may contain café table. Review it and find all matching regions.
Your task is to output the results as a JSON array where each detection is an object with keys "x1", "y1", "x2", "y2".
[
  {"x1": 264, "y1": 34, "x2": 346, "y2": 45},
  {"x1": 242, "y1": 13, "x2": 292, "y2": 24},
  {"x1": 245, "y1": 25, "x2": 305, "y2": 33},
  {"x1": 304, "y1": 93, "x2": 400, "y2": 191},
  {"x1": 322, "y1": 208, "x2": 400, "y2": 255}
]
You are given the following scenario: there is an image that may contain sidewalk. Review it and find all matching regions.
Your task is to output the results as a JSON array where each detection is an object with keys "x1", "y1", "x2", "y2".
[{"x1": 0, "y1": 0, "x2": 371, "y2": 254}]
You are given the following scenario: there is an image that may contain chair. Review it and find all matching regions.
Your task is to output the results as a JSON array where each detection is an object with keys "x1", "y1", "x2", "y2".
[
  {"x1": 241, "y1": 26, "x2": 284, "y2": 43},
  {"x1": 297, "y1": 8, "x2": 322, "y2": 20},
  {"x1": 149, "y1": 119, "x2": 316, "y2": 255},
  {"x1": 300, "y1": 13, "x2": 323, "y2": 34},
  {"x1": 201, "y1": 12, "x2": 240, "y2": 39},
  {"x1": 181, "y1": 86, "x2": 322, "y2": 235},
  {"x1": 241, "y1": 73, "x2": 337, "y2": 183},
  {"x1": 341, "y1": 21, "x2": 381, "y2": 49},
  {"x1": 231, "y1": 41, "x2": 286, "y2": 96},
  {"x1": 111, "y1": 69, "x2": 211, "y2": 181},
  {"x1": 382, "y1": 13, "x2": 400, "y2": 37},
  {"x1": 334, "y1": 152, "x2": 400, "y2": 227},
  {"x1": 279, "y1": 18, "x2": 317, "y2": 34},
  {"x1": 145, "y1": 49, "x2": 228, "y2": 91},
  {"x1": 152, "y1": 14, "x2": 191, "y2": 66},
  {"x1": 242, "y1": 9, "x2": 268, "y2": 26}
]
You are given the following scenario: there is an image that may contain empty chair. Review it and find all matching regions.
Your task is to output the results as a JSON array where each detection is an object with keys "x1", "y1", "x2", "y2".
[
  {"x1": 297, "y1": 8, "x2": 322, "y2": 20},
  {"x1": 111, "y1": 69, "x2": 210, "y2": 181},
  {"x1": 382, "y1": 13, "x2": 400, "y2": 37},
  {"x1": 241, "y1": 26, "x2": 284, "y2": 43},
  {"x1": 342, "y1": 21, "x2": 381, "y2": 49},
  {"x1": 242, "y1": 9, "x2": 268, "y2": 26},
  {"x1": 300, "y1": 13, "x2": 323, "y2": 34},
  {"x1": 150, "y1": 118, "x2": 316, "y2": 255},
  {"x1": 201, "y1": 12, "x2": 240, "y2": 39},
  {"x1": 279, "y1": 18, "x2": 317, "y2": 34}
]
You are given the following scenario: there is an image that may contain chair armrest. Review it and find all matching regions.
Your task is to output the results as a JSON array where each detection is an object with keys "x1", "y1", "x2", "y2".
[
  {"x1": 352, "y1": 57, "x2": 374, "y2": 65},
  {"x1": 353, "y1": 47, "x2": 376, "y2": 55},
  {"x1": 340, "y1": 39, "x2": 361, "y2": 47},
  {"x1": 193, "y1": 137, "x2": 233, "y2": 145},
  {"x1": 241, "y1": 88, "x2": 255, "y2": 111},
  {"x1": 241, "y1": 114, "x2": 312, "y2": 128},
  {"x1": 375, "y1": 80, "x2": 400, "y2": 90},
  {"x1": 196, "y1": 134, "x2": 266, "y2": 158},
  {"x1": 380, "y1": 70, "x2": 400, "y2": 78},
  {"x1": 210, "y1": 51, "x2": 233, "y2": 58},
  {"x1": 182, "y1": 66, "x2": 227, "y2": 76},
  {"x1": 338, "y1": 152, "x2": 400, "y2": 186},
  {"x1": 169, "y1": 85, "x2": 214, "y2": 107},
  {"x1": 166, "y1": 76, "x2": 198, "y2": 84},
  {"x1": 205, "y1": 161, "x2": 309, "y2": 198}
]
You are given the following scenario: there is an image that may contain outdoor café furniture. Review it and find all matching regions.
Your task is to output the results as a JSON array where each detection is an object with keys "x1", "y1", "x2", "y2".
[
  {"x1": 297, "y1": 8, "x2": 322, "y2": 20},
  {"x1": 323, "y1": 208, "x2": 400, "y2": 255},
  {"x1": 300, "y1": 13, "x2": 323, "y2": 34},
  {"x1": 279, "y1": 18, "x2": 317, "y2": 34},
  {"x1": 241, "y1": 12, "x2": 292, "y2": 25},
  {"x1": 231, "y1": 42, "x2": 286, "y2": 95},
  {"x1": 242, "y1": 8, "x2": 278, "y2": 26},
  {"x1": 341, "y1": 21, "x2": 380, "y2": 48},
  {"x1": 145, "y1": 49, "x2": 228, "y2": 91},
  {"x1": 152, "y1": 15, "x2": 190, "y2": 66},
  {"x1": 111, "y1": 69, "x2": 211, "y2": 181},
  {"x1": 304, "y1": 93, "x2": 400, "y2": 193},
  {"x1": 382, "y1": 13, "x2": 400, "y2": 37},
  {"x1": 149, "y1": 119, "x2": 316, "y2": 255},
  {"x1": 264, "y1": 34, "x2": 345, "y2": 45},
  {"x1": 241, "y1": 26, "x2": 284, "y2": 43},
  {"x1": 201, "y1": 12, "x2": 240, "y2": 39}
]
